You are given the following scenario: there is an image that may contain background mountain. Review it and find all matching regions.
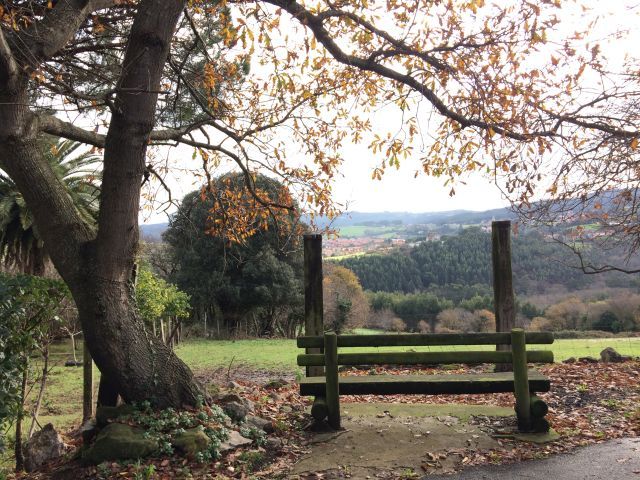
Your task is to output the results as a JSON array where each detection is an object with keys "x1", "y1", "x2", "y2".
[{"x1": 141, "y1": 207, "x2": 515, "y2": 241}]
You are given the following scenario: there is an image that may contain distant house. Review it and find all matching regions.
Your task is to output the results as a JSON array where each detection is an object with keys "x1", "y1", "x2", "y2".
[{"x1": 390, "y1": 238, "x2": 406, "y2": 246}]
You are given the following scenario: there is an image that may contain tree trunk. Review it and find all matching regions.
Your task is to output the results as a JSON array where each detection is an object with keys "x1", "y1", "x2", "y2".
[
  {"x1": 28, "y1": 346, "x2": 49, "y2": 439},
  {"x1": 15, "y1": 360, "x2": 27, "y2": 472},
  {"x1": 83, "y1": 342, "x2": 94, "y2": 422},
  {"x1": 0, "y1": 0, "x2": 202, "y2": 408}
]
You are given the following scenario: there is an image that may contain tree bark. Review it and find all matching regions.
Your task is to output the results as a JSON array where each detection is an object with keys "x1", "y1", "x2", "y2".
[
  {"x1": 83, "y1": 342, "x2": 94, "y2": 422},
  {"x1": 14, "y1": 361, "x2": 28, "y2": 472}
]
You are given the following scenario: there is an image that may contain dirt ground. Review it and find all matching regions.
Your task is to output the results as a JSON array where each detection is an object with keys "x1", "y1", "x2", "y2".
[{"x1": 289, "y1": 403, "x2": 557, "y2": 479}]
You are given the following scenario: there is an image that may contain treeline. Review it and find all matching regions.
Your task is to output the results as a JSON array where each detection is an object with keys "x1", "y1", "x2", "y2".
[
  {"x1": 366, "y1": 288, "x2": 640, "y2": 334},
  {"x1": 366, "y1": 288, "x2": 497, "y2": 332},
  {"x1": 339, "y1": 228, "x2": 619, "y2": 295}
]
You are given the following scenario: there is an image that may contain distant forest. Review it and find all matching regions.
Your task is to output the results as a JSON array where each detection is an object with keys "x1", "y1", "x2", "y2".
[{"x1": 337, "y1": 227, "x2": 636, "y2": 296}]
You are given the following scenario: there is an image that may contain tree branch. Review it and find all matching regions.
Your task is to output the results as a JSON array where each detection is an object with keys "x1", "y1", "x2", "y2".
[
  {"x1": 0, "y1": 27, "x2": 18, "y2": 85},
  {"x1": 265, "y1": 0, "x2": 552, "y2": 141},
  {"x1": 8, "y1": 0, "x2": 117, "y2": 69},
  {"x1": 36, "y1": 113, "x2": 212, "y2": 148}
]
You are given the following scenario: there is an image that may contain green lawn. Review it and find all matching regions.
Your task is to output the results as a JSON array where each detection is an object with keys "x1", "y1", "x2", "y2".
[
  {"x1": 3, "y1": 335, "x2": 639, "y2": 470},
  {"x1": 337, "y1": 225, "x2": 401, "y2": 238},
  {"x1": 177, "y1": 336, "x2": 640, "y2": 371}
]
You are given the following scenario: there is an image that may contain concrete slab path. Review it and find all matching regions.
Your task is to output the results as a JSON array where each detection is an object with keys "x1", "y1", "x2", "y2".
[{"x1": 424, "y1": 437, "x2": 640, "y2": 480}]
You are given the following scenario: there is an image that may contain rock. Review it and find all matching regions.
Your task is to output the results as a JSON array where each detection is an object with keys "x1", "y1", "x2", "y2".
[
  {"x1": 226, "y1": 381, "x2": 242, "y2": 390},
  {"x1": 268, "y1": 392, "x2": 282, "y2": 401},
  {"x1": 82, "y1": 423, "x2": 158, "y2": 465},
  {"x1": 24, "y1": 424, "x2": 67, "y2": 472},
  {"x1": 563, "y1": 357, "x2": 576, "y2": 364},
  {"x1": 219, "y1": 430, "x2": 252, "y2": 453},
  {"x1": 223, "y1": 401, "x2": 249, "y2": 422},
  {"x1": 263, "y1": 378, "x2": 288, "y2": 389},
  {"x1": 64, "y1": 360, "x2": 82, "y2": 367},
  {"x1": 220, "y1": 393, "x2": 244, "y2": 404},
  {"x1": 280, "y1": 405, "x2": 293, "y2": 414},
  {"x1": 81, "y1": 419, "x2": 98, "y2": 445},
  {"x1": 219, "y1": 394, "x2": 254, "y2": 421},
  {"x1": 578, "y1": 356, "x2": 598, "y2": 363},
  {"x1": 95, "y1": 404, "x2": 137, "y2": 427},
  {"x1": 600, "y1": 347, "x2": 626, "y2": 363},
  {"x1": 245, "y1": 415, "x2": 274, "y2": 434},
  {"x1": 266, "y1": 437, "x2": 283, "y2": 450},
  {"x1": 172, "y1": 428, "x2": 211, "y2": 456}
]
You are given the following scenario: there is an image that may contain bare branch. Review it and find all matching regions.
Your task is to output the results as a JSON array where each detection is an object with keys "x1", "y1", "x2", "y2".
[{"x1": 554, "y1": 237, "x2": 640, "y2": 275}]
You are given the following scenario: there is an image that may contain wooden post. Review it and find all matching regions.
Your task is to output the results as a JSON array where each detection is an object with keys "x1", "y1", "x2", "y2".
[
  {"x1": 82, "y1": 341, "x2": 94, "y2": 422},
  {"x1": 324, "y1": 332, "x2": 340, "y2": 429},
  {"x1": 511, "y1": 328, "x2": 531, "y2": 432},
  {"x1": 304, "y1": 233, "x2": 324, "y2": 377},
  {"x1": 492, "y1": 220, "x2": 515, "y2": 372}
]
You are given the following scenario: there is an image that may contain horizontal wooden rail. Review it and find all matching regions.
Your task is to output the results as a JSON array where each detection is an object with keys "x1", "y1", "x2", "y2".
[
  {"x1": 296, "y1": 332, "x2": 554, "y2": 349},
  {"x1": 297, "y1": 350, "x2": 554, "y2": 367}
]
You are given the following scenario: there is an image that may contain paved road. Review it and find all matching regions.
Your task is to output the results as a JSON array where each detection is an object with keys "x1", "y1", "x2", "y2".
[{"x1": 425, "y1": 437, "x2": 640, "y2": 480}]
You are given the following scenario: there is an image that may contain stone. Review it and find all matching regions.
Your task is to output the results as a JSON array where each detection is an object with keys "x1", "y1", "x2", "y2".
[
  {"x1": 600, "y1": 347, "x2": 626, "y2": 363},
  {"x1": 226, "y1": 381, "x2": 242, "y2": 390},
  {"x1": 578, "y1": 356, "x2": 598, "y2": 363},
  {"x1": 220, "y1": 393, "x2": 244, "y2": 404},
  {"x1": 266, "y1": 437, "x2": 283, "y2": 450},
  {"x1": 81, "y1": 419, "x2": 98, "y2": 445},
  {"x1": 95, "y1": 404, "x2": 137, "y2": 427},
  {"x1": 280, "y1": 405, "x2": 293, "y2": 414},
  {"x1": 82, "y1": 423, "x2": 158, "y2": 465},
  {"x1": 563, "y1": 357, "x2": 576, "y2": 364},
  {"x1": 219, "y1": 393, "x2": 254, "y2": 422},
  {"x1": 64, "y1": 360, "x2": 82, "y2": 367},
  {"x1": 263, "y1": 378, "x2": 288, "y2": 389},
  {"x1": 246, "y1": 415, "x2": 274, "y2": 434},
  {"x1": 172, "y1": 428, "x2": 211, "y2": 456},
  {"x1": 24, "y1": 424, "x2": 67, "y2": 472},
  {"x1": 219, "y1": 430, "x2": 252, "y2": 453},
  {"x1": 223, "y1": 401, "x2": 249, "y2": 422},
  {"x1": 268, "y1": 392, "x2": 282, "y2": 401}
]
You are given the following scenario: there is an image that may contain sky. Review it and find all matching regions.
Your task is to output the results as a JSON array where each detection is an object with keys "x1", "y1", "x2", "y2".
[{"x1": 139, "y1": 0, "x2": 638, "y2": 225}]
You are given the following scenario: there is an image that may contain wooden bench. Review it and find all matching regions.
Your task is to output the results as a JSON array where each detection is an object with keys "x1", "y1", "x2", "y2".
[{"x1": 297, "y1": 328, "x2": 554, "y2": 432}]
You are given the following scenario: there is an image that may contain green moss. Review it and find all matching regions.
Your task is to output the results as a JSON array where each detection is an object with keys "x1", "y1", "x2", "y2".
[
  {"x1": 82, "y1": 423, "x2": 158, "y2": 465},
  {"x1": 171, "y1": 428, "x2": 211, "y2": 456}
]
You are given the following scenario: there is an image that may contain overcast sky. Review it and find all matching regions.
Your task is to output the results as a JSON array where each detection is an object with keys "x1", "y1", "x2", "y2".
[{"x1": 139, "y1": 0, "x2": 638, "y2": 225}]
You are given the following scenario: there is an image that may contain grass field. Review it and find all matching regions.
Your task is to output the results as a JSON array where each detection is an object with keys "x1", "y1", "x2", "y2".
[
  {"x1": 337, "y1": 225, "x2": 401, "y2": 238},
  {"x1": 2, "y1": 335, "x2": 639, "y2": 470}
]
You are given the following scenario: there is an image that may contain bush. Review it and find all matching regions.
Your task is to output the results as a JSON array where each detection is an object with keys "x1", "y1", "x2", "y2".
[
  {"x1": 389, "y1": 318, "x2": 407, "y2": 332},
  {"x1": 417, "y1": 320, "x2": 430, "y2": 333},
  {"x1": 592, "y1": 311, "x2": 623, "y2": 333}
]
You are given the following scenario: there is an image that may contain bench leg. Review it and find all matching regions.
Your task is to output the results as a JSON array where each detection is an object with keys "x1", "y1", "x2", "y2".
[
  {"x1": 324, "y1": 332, "x2": 340, "y2": 429},
  {"x1": 511, "y1": 329, "x2": 531, "y2": 431}
]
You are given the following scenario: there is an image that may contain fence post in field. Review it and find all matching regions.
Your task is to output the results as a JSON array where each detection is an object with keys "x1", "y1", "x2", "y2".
[
  {"x1": 492, "y1": 220, "x2": 515, "y2": 372},
  {"x1": 83, "y1": 341, "x2": 94, "y2": 422},
  {"x1": 304, "y1": 233, "x2": 324, "y2": 377}
]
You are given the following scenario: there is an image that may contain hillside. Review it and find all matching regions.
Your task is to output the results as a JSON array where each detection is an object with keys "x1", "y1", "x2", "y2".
[{"x1": 141, "y1": 206, "x2": 515, "y2": 243}]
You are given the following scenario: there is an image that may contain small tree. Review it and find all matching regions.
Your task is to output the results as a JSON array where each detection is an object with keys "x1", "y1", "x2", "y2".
[
  {"x1": 389, "y1": 318, "x2": 407, "y2": 333},
  {"x1": 593, "y1": 311, "x2": 622, "y2": 334},
  {"x1": 135, "y1": 266, "x2": 190, "y2": 343},
  {"x1": 0, "y1": 274, "x2": 68, "y2": 470},
  {"x1": 323, "y1": 264, "x2": 369, "y2": 334}
]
